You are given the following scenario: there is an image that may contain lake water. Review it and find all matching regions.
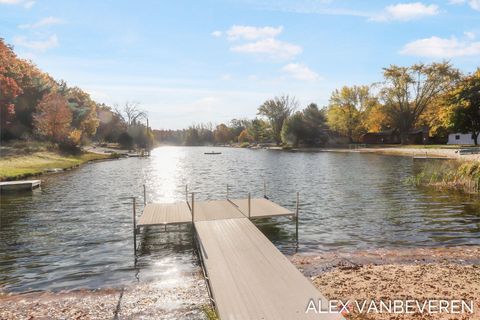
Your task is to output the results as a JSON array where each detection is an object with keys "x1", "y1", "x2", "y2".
[{"x1": 1, "y1": 146, "x2": 479, "y2": 292}]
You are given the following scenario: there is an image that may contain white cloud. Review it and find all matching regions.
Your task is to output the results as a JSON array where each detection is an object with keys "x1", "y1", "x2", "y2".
[
  {"x1": 282, "y1": 63, "x2": 320, "y2": 81},
  {"x1": 19, "y1": 16, "x2": 64, "y2": 29},
  {"x1": 471, "y1": 0, "x2": 480, "y2": 9},
  {"x1": 0, "y1": 0, "x2": 35, "y2": 8},
  {"x1": 13, "y1": 34, "x2": 59, "y2": 51},
  {"x1": 400, "y1": 35, "x2": 480, "y2": 57},
  {"x1": 23, "y1": 0, "x2": 34, "y2": 8},
  {"x1": 465, "y1": 31, "x2": 476, "y2": 40},
  {"x1": 231, "y1": 38, "x2": 302, "y2": 60},
  {"x1": 216, "y1": 25, "x2": 301, "y2": 61},
  {"x1": 226, "y1": 25, "x2": 283, "y2": 41},
  {"x1": 371, "y1": 2, "x2": 439, "y2": 21},
  {"x1": 448, "y1": 0, "x2": 480, "y2": 10}
]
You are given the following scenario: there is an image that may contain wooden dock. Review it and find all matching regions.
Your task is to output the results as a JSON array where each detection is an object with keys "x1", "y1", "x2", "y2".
[
  {"x1": 136, "y1": 193, "x2": 341, "y2": 320},
  {"x1": 0, "y1": 180, "x2": 41, "y2": 192},
  {"x1": 138, "y1": 202, "x2": 191, "y2": 225}
]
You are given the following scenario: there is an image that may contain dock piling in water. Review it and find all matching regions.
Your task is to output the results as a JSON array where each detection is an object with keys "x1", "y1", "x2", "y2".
[
  {"x1": 191, "y1": 192, "x2": 195, "y2": 222},
  {"x1": 143, "y1": 184, "x2": 146, "y2": 205},
  {"x1": 263, "y1": 179, "x2": 268, "y2": 199},
  {"x1": 132, "y1": 197, "x2": 137, "y2": 256},
  {"x1": 296, "y1": 192, "x2": 299, "y2": 249},
  {"x1": 248, "y1": 192, "x2": 251, "y2": 218}
]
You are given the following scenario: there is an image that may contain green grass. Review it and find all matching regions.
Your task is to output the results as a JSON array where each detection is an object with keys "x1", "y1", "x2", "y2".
[
  {"x1": 0, "y1": 150, "x2": 114, "y2": 181},
  {"x1": 202, "y1": 305, "x2": 218, "y2": 320}
]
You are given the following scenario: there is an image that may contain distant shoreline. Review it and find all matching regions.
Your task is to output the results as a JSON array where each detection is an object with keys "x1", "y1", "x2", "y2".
[{"x1": 266, "y1": 145, "x2": 480, "y2": 162}]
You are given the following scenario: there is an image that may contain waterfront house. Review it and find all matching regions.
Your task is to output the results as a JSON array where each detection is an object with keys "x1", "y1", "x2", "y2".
[
  {"x1": 361, "y1": 129, "x2": 400, "y2": 144},
  {"x1": 447, "y1": 132, "x2": 475, "y2": 145},
  {"x1": 361, "y1": 127, "x2": 429, "y2": 144}
]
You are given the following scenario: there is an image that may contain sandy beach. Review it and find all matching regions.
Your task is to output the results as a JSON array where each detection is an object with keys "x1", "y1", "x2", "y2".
[
  {"x1": 323, "y1": 146, "x2": 480, "y2": 162},
  {"x1": 291, "y1": 246, "x2": 480, "y2": 320},
  {"x1": 0, "y1": 273, "x2": 210, "y2": 320}
]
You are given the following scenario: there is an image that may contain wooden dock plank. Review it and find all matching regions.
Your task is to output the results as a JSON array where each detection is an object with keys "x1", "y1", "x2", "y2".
[
  {"x1": 230, "y1": 198, "x2": 294, "y2": 218},
  {"x1": 193, "y1": 200, "x2": 245, "y2": 221},
  {"x1": 195, "y1": 218, "x2": 339, "y2": 320},
  {"x1": 137, "y1": 202, "x2": 192, "y2": 226}
]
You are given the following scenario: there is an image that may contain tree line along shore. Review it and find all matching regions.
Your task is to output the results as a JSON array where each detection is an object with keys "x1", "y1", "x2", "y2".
[{"x1": 1, "y1": 38, "x2": 479, "y2": 190}]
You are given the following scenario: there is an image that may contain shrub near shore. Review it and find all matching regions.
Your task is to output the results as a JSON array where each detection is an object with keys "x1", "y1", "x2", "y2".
[{"x1": 409, "y1": 160, "x2": 480, "y2": 194}]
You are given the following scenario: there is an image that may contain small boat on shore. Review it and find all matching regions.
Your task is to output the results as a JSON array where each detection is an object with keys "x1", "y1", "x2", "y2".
[{"x1": 204, "y1": 151, "x2": 222, "y2": 155}]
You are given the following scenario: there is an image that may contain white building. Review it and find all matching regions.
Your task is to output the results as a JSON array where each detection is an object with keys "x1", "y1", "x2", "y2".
[{"x1": 447, "y1": 133, "x2": 475, "y2": 145}]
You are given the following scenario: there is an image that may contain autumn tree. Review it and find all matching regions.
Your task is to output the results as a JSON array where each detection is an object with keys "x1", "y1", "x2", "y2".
[
  {"x1": 1, "y1": 39, "x2": 57, "y2": 139},
  {"x1": 0, "y1": 70, "x2": 21, "y2": 139},
  {"x1": 64, "y1": 86, "x2": 99, "y2": 140},
  {"x1": 363, "y1": 102, "x2": 390, "y2": 133},
  {"x1": 0, "y1": 39, "x2": 22, "y2": 139},
  {"x1": 214, "y1": 123, "x2": 231, "y2": 145},
  {"x1": 238, "y1": 129, "x2": 254, "y2": 144},
  {"x1": 449, "y1": 69, "x2": 480, "y2": 145},
  {"x1": 380, "y1": 62, "x2": 459, "y2": 144},
  {"x1": 258, "y1": 95, "x2": 298, "y2": 145},
  {"x1": 34, "y1": 92, "x2": 72, "y2": 142},
  {"x1": 327, "y1": 85, "x2": 375, "y2": 142},
  {"x1": 417, "y1": 93, "x2": 455, "y2": 142},
  {"x1": 229, "y1": 118, "x2": 249, "y2": 141}
]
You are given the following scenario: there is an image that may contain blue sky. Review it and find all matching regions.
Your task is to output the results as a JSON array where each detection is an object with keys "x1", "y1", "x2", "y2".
[{"x1": 1, "y1": 0, "x2": 479, "y2": 129}]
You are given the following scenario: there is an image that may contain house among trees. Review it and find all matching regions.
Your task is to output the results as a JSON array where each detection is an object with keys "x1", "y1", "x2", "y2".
[
  {"x1": 447, "y1": 133, "x2": 476, "y2": 145},
  {"x1": 361, "y1": 127, "x2": 429, "y2": 144}
]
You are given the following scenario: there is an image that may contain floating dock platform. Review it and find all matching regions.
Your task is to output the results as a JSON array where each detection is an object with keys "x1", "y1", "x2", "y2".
[
  {"x1": 135, "y1": 189, "x2": 341, "y2": 320},
  {"x1": 0, "y1": 180, "x2": 41, "y2": 192}
]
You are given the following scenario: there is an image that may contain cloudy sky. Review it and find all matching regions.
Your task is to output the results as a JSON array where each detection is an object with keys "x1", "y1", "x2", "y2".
[{"x1": 1, "y1": 0, "x2": 479, "y2": 129}]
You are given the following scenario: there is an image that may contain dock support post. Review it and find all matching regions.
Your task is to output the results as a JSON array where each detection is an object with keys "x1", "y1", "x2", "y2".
[
  {"x1": 132, "y1": 197, "x2": 137, "y2": 256},
  {"x1": 185, "y1": 184, "x2": 188, "y2": 203},
  {"x1": 226, "y1": 184, "x2": 229, "y2": 200},
  {"x1": 191, "y1": 192, "x2": 195, "y2": 222},
  {"x1": 143, "y1": 184, "x2": 146, "y2": 205},
  {"x1": 295, "y1": 192, "x2": 299, "y2": 250},
  {"x1": 263, "y1": 180, "x2": 267, "y2": 199},
  {"x1": 248, "y1": 192, "x2": 251, "y2": 218}
]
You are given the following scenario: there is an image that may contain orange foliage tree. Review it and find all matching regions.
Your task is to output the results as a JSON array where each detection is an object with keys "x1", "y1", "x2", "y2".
[
  {"x1": 0, "y1": 40, "x2": 22, "y2": 137},
  {"x1": 214, "y1": 123, "x2": 232, "y2": 144},
  {"x1": 238, "y1": 129, "x2": 254, "y2": 143},
  {"x1": 34, "y1": 92, "x2": 72, "y2": 142}
]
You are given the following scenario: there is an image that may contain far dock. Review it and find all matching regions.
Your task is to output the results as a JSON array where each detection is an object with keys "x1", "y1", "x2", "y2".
[
  {"x1": 0, "y1": 180, "x2": 41, "y2": 192},
  {"x1": 134, "y1": 186, "x2": 341, "y2": 320}
]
